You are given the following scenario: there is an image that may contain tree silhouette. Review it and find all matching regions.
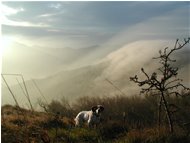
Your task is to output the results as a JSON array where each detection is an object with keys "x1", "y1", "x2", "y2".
[{"x1": 130, "y1": 38, "x2": 190, "y2": 133}]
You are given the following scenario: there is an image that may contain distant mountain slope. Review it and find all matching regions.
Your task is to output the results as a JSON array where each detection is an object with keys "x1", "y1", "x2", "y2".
[
  {"x1": 2, "y1": 62, "x2": 111, "y2": 108},
  {"x1": 2, "y1": 42, "x2": 101, "y2": 79},
  {"x1": 2, "y1": 40, "x2": 189, "y2": 110}
]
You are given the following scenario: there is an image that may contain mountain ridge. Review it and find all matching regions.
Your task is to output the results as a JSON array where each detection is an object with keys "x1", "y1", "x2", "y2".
[{"x1": 2, "y1": 40, "x2": 190, "y2": 110}]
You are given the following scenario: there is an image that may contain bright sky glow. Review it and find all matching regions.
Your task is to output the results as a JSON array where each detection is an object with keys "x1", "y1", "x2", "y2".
[
  {"x1": 1, "y1": 36, "x2": 12, "y2": 53},
  {"x1": 1, "y1": 3, "x2": 24, "y2": 15},
  {"x1": 1, "y1": 1, "x2": 189, "y2": 78}
]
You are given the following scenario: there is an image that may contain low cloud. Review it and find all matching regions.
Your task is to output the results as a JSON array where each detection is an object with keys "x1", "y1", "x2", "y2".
[
  {"x1": 1, "y1": 2, "x2": 189, "y2": 106},
  {"x1": 96, "y1": 39, "x2": 190, "y2": 96}
]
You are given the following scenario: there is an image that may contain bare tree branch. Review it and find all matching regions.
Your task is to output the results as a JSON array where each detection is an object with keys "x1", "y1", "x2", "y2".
[{"x1": 130, "y1": 38, "x2": 190, "y2": 133}]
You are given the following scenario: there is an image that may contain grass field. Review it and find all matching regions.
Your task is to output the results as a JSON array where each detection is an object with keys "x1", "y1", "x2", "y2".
[{"x1": 2, "y1": 94, "x2": 190, "y2": 143}]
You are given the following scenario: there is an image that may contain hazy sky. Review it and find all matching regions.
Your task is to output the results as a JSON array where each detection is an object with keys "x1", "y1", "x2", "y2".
[
  {"x1": 1, "y1": 1, "x2": 190, "y2": 79},
  {"x1": 1, "y1": 1, "x2": 190, "y2": 107}
]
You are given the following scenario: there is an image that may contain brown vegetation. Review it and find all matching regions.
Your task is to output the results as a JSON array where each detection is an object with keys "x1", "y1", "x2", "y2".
[
  {"x1": 2, "y1": 38, "x2": 190, "y2": 142},
  {"x1": 2, "y1": 93, "x2": 190, "y2": 143}
]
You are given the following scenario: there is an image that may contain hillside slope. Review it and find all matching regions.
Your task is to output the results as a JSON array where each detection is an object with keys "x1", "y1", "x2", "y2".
[{"x1": 2, "y1": 40, "x2": 190, "y2": 109}]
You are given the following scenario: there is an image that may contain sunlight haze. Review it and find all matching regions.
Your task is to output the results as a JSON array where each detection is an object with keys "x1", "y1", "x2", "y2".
[{"x1": 1, "y1": 1, "x2": 190, "y2": 109}]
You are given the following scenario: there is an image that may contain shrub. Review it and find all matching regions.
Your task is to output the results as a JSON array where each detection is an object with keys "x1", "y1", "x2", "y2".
[
  {"x1": 115, "y1": 127, "x2": 190, "y2": 143},
  {"x1": 99, "y1": 121, "x2": 128, "y2": 140}
]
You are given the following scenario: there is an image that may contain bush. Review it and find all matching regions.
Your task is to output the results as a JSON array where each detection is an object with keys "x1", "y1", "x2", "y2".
[
  {"x1": 115, "y1": 127, "x2": 190, "y2": 143},
  {"x1": 99, "y1": 121, "x2": 128, "y2": 140},
  {"x1": 40, "y1": 116, "x2": 67, "y2": 129}
]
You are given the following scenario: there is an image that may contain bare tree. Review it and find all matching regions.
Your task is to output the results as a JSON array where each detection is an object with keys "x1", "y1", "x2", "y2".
[
  {"x1": 38, "y1": 99, "x2": 49, "y2": 113},
  {"x1": 130, "y1": 38, "x2": 190, "y2": 133}
]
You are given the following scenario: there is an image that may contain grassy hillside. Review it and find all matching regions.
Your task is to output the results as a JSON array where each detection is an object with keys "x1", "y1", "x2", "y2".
[{"x1": 2, "y1": 94, "x2": 190, "y2": 143}]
